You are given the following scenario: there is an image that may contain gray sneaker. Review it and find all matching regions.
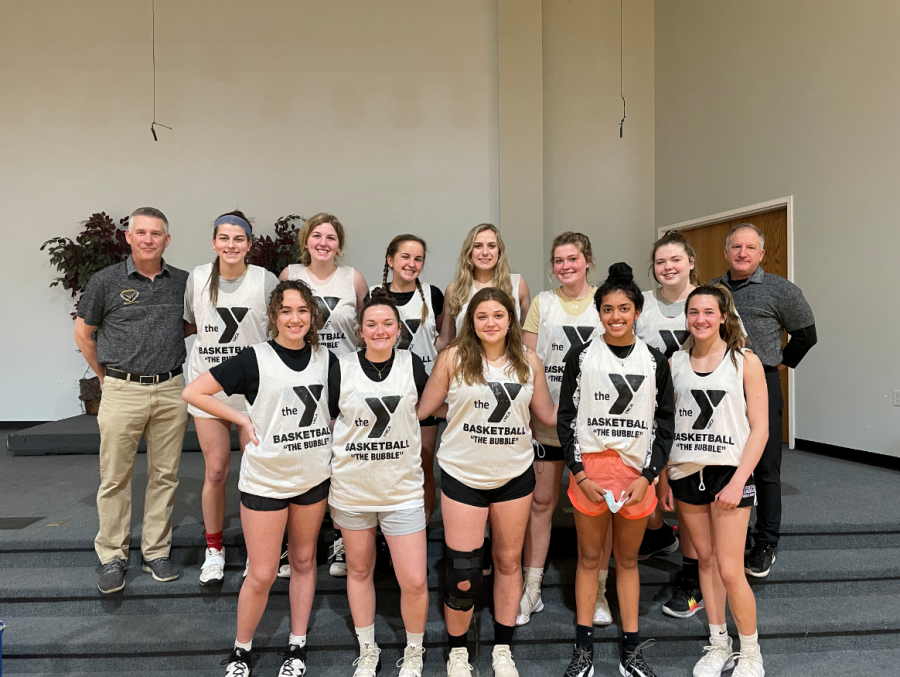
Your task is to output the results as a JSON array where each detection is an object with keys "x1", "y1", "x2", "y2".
[
  {"x1": 141, "y1": 556, "x2": 180, "y2": 582},
  {"x1": 98, "y1": 558, "x2": 127, "y2": 594}
]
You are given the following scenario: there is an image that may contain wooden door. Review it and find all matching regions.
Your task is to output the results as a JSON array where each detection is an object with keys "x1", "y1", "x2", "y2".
[{"x1": 676, "y1": 208, "x2": 789, "y2": 443}]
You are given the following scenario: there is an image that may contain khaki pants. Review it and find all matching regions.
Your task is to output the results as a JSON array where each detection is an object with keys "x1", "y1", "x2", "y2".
[{"x1": 94, "y1": 374, "x2": 189, "y2": 564}]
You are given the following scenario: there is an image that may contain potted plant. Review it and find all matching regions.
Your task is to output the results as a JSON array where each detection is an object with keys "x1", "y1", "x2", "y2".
[
  {"x1": 247, "y1": 214, "x2": 305, "y2": 275},
  {"x1": 41, "y1": 212, "x2": 131, "y2": 414}
]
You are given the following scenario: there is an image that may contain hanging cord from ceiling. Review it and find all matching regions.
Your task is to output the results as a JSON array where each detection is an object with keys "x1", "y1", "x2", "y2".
[
  {"x1": 150, "y1": 0, "x2": 172, "y2": 141},
  {"x1": 619, "y1": 0, "x2": 626, "y2": 138}
]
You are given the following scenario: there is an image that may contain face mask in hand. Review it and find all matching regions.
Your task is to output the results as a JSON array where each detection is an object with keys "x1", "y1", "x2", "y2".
[{"x1": 603, "y1": 489, "x2": 629, "y2": 513}]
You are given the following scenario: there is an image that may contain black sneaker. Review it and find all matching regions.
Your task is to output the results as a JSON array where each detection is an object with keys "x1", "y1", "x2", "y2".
[
  {"x1": 662, "y1": 578, "x2": 704, "y2": 618},
  {"x1": 564, "y1": 644, "x2": 594, "y2": 677},
  {"x1": 619, "y1": 639, "x2": 658, "y2": 677},
  {"x1": 141, "y1": 556, "x2": 180, "y2": 582},
  {"x1": 222, "y1": 646, "x2": 254, "y2": 676},
  {"x1": 98, "y1": 558, "x2": 126, "y2": 594},
  {"x1": 745, "y1": 529, "x2": 754, "y2": 555},
  {"x1": 745, "y1": 543, "x2": 777, "y2": 578},
  {"x1": 278, "y1": 643, "x2": 307, "y2": 677},
  {"x1": 482, "y1": 536, "x2": 493, "y2": 576},
  {"x1": 637, "y1": 523, "x2": 679, "y2": 561}
]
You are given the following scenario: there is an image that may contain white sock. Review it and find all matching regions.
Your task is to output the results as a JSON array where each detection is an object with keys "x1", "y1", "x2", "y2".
[
  {"x1": 598, "y1": 568, "x2": 608, "y2": 593},
  {"x1": 406, "y1": 630, "x2": 424, "y2": 648},
  {"x1": 234, "y1": 638, "x2": 252, "y2": 652},
  {"x1": 709, "y1": 624, "x2": 729, "y2": 647},
  {"x1": 739, "y1": 630, "x2": 759, "y2": 653},
  {"x1": 523, "y1": 566, "x2": 543, "y2": 587},
  {"x1": 289, "y1": 633, "x2": 307, "y2": 648},
  {"x1": 355, "y1": 623, "x2": 376, "y2": 649}
]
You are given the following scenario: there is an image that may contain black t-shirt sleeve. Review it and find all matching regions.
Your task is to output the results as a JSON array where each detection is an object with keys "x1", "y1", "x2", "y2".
[
  {"x1": 558, "y1": 341, "x2": 590, "y2": 474},
  {"x1": 210, "y1": 346, "x2": 261, "y2": 404},
  {"x1": 328, "y1": 359, "x2": 342, "y2": 420},
  {"x1": 411, "y1": 352, "x2": 428, "y2": 397},
  {"x1": 645, "y1": 346, "x2": 675, "y2": 483},
  {"x1": 431, "y1": 285, "x2": 444, "y2": 317}
]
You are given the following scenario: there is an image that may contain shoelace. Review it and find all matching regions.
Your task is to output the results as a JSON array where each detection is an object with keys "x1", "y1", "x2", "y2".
[
  {"x1": 520, "y1": 584, "x2": 541, "y2": 613},
  {"x1": 353, "y1": 644, "x2": 381, "y2": 672},
  {"x1": 697, "y1": 644, "x2": 731, "y2": 665},
  {"x1": 101, "y1": 560, "x2": 125, "y2": 574},
  {"x1": 623, "y1": 639, "x2": 656, "y2": 675},
  {"x1": 279, "y1": 646, "x2": 307, "y2": 676},
  {"x1": 221, "y1": 650, "x2": 254, "y2": 677},
  {"x1": 493, "y1": 646, "x2": 515, "y2": 667},
  {"x1": 448, "y1": 649, "x2": 473, "y2": 673},
  {"x1": 396, "y1": 645, "x2": 425, "y2": 671},
  {"x1": 728, "y1": 650, "x2": 763, "y2": 675},
  {"x1": 564, "y1": 646, "x2": 593, "y2": 677},
  {"x1": 331, "y1": 539, "x2": 345, "y2": 561}
]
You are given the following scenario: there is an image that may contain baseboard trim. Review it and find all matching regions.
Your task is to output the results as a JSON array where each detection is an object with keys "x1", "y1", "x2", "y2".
[
  {"x1": 0, "y1": 421, "x2": 48, "y2": 431},
  {"x1": 795, "y1": 438, "x2": 900, "y2": 471}
]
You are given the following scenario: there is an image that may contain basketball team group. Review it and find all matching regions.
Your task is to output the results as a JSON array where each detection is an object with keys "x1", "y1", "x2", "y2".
[{"x1": 73, "y1": 208, "x2": 817, "y2": 677}]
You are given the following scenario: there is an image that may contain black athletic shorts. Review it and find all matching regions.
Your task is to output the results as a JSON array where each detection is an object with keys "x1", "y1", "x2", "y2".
[
  {"x1": 240, "y1": 478, "x2": 331, "y2": 512},
  {"x1": 533, "y1": 442, "x2": 565, "y2": 462},
  {"x1": 440, "y1": 466, "x2": 535, "y2": 509},
  {"x1": 670, "y1": 466, "x2": 756, "y2": 508},
  {"x1": 420, "y1": 415, "x2": 444, "y2": 428}
]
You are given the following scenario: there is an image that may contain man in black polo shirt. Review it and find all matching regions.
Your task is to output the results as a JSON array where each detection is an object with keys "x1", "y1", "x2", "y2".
[
  {"x1": 74, "y1": 207, "x2": 193, "y2": 594},
  {"x1": 712, "y1": 223, "x2": 817, "y2": 578}
]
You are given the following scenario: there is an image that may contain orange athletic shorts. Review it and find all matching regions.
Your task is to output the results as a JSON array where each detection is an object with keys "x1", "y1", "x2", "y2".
[{"x1": 567, "y1": 449, "x2": 657, "y2": 520}]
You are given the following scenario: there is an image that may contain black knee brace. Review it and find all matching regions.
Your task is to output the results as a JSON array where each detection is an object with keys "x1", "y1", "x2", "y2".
[{"x1": 444, "y1": 546, "x2": 483, "y2": 611}]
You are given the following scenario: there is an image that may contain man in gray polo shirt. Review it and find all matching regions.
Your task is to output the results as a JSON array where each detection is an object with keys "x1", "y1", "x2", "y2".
[
  {"x1": 74, "y1": 207, "x2": 193, "y2": 594},
  {"x1": 712, "y1": 223, "x2": 817, "y2": 578}
]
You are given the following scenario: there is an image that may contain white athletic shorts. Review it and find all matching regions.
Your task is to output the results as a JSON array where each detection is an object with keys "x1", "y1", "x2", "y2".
[{"x1": 330, "y1": 505, "x2": 426, "y2": 536}]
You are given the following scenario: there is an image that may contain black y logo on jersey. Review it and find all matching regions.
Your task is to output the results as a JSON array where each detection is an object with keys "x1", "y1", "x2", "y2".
[
  {"x1": 215, "y1": 307, "x2": 249, "y2": 343},
  {"x1": 314, "y1": 296, "x2": 341, "y2": 327},
  {"x1": 690, "y1": 389, "x2": 726, "y2": 429},
  {"x1": 397, "y1": 320, "x2": 417, "y2": 350},
  {"x1": 292, "y1": 385, "x2": 324, "y2": 427},
  {"x1": 659, "y1": 330, "x2": 691, "y2": 358},
  {"x1": 364, "y1": 396, "x2": 401, "y2": 438},
  {"x1": 487, "y1": 382, "x2": 523, "y2": 423},
  {"x1": 608, "y1": 374, "x2": 646, "y2": 415},
  {"x1": 562, "y1": 326, "x2": 596, "y2": 360}
]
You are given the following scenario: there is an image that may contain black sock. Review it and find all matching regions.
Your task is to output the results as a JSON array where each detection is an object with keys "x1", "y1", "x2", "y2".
[
  {"x1": 622, "y1": 631, "x2": 641, "y2": 653},
  {"x1": 448, "y1": 632, "x2": 468, "y2": 650},
  {"x1": 681, "y1": 556, "x2": 699, "y2": 583},
  {"x1": 494, "y1": 621, "x2": 515, "y2": 646},
  {"x1": 576, "y1": 624, "x2": 593, "y2": 649}
]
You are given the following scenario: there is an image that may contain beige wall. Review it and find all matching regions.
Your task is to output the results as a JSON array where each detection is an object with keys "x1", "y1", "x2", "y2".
[{"x1": 655, "y1": 0, "x2": 900, "y2": 456}]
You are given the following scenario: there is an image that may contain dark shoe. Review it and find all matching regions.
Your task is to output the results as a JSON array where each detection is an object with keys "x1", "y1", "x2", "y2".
[
  {"x1": 564, "y1": 644, "x2": 594, "y2": 677},
  {"x1": 745, "y1": 529, "x2": 754, "y2": 555},
  {"x1": 638, "y1": 523, "x2": 679, "y2": 561},
  {"x1": 278, "y1": 643, "x2": 307, "y2": 677},
  {"x1": 141, "y1": 556, "x2": 180, "y2": 582},
  {"x1": 662, "y1": 578, "x2": 704, "y2": 618},
  {"x1": 222, "y1": 646, "x2": 254, "y2": 676},
  {"x1": 619, "y1": 639, "x2": 658, "y2": 677},
  {"x1": 745, "y1": 543, "x2": 777, "y2": 578},
  {"x1": 98, "y1": 558, "x2": 126, "y2": 594}
]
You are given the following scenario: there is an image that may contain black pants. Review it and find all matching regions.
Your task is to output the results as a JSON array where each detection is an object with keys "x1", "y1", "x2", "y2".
[{"x1": 754, "y1": 369, "x2": 785, "y2": 546}]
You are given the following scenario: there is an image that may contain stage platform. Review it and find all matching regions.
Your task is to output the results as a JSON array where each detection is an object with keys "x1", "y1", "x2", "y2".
[
  {"x1": 1, "y1": 446, "x2": 899, "y2": 675},
  {"x1": 4, "y1": 415, "x2": 238, "y2": 456}
]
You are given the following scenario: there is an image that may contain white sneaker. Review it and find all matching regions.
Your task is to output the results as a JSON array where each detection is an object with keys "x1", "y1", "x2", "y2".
[
  {"x1": 330, "y1": 536, "x2": 347, "y2": 577},
  {"x1": 277, "y1": 548, "x2": 291, "y2": 578},
  {"x1": 491, "y1": 645, "x2": 519, "y2": 677},
  {"x1": 731, "y1": 648, "x2": 764, "y2": 677},
  {"x1": 693, "y1": 639, "x2": 735, "y2": 677},
  {"x1": 515, "y1": 583, "x2": 544, "y2": 626},
  {"x1": 242, "y1": 557, "x2": 249, "y2": 579},
  {"x1": 199, "y1": 547, "x2": 225, "y2": 586},
  {"x1": 447, "y1": 647, "x2": 473, "y2": 677},
  {"x1": 593, "y1": 581, "x2": 613, "y2": 626},
  {"x1": 352, "y1": 642, "x2": 381, "y2": 677},
  {"x1": 397, "y1": 644, "x2": 425, "y2": 677}
]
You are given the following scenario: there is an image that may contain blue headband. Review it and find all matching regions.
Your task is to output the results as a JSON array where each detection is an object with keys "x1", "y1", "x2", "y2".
[{"x1": 214, "y1": 215, "x2": 252, "y2": 238}]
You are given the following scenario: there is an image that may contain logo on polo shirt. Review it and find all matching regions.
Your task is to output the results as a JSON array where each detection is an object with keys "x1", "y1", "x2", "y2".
[
  {"x1": 292, "y1": 385, "x2": 325, "y2": 427},
  {"x1": 120, "y1": 289, "x2": 139, "y2": 305},
  {"x1": 215, "y1": 307, "x2": 249, "y2": 343},
  {"x1": 608, "y1": 374, "x2": 646, "y2": 415},
  {"x1": 690, "y1": 389, "x2": 726, "y2": 429},
  {"x1": 314, "y1": 296, "x2": 341, "y2": 327},
  {"x1": 487, "y1": 382, "x2": 523, "y2": 423},
  {"x1": 658, "y1": 330, "x2": 690, "y2": 358},
  {"x1": 364, "y1": 396, "x2": 401, "y2": 438}
]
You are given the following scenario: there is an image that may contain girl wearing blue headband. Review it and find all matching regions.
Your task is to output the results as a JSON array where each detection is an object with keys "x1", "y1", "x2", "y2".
[{"x1": 184, "y1": 210, "x2": 279, "y2": 587}]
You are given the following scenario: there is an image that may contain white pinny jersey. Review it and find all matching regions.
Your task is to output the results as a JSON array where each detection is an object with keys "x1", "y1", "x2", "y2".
[
  {"x1": 287, "y1": 264, "x2": 358, "y2": 356},
  {"x1": 670, "y1": 350, "x2": 750, "y2": 469},
  {"x1": 329, "y1": 350, "x2": 424, "y2": 511},
  {"x1": 574, "y1": 338, "x2": 657, "y2": 472},
  {"x1": 635, "y1": 290, "x2": 691, "y2": 358},
  {"x1": 438, "y1": 357, "x2": 534, "y2": 490},
  {"x1": 239, "y1": 342, "x2": 332, "y2": 499},
  {"x1": 371, "y1": 283, "x2": 439, "y2": 375},
  {"x1": 186, "y1": 263, "x2": 269, "y2": 415},
  {"x1": 455, "y1": 273, "x2": 522, "y2": 334}
]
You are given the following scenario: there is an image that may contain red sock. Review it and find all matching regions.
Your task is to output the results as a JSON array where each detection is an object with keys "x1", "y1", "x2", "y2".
[{"x1": 206, "y1": 531, "x2": 223, "y2": 551}]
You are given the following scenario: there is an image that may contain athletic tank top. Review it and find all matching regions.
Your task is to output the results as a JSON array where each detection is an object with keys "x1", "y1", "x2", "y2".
[
  {"x1": 286, "y1": 264, "x2": 358, "y2": 356},
  {"x1": 533, "y1": 289, "x2": 603, "y2": 446},
  {"x1": 574, "y1": 338, "x2": 657, "y2": 472},
  {"x1": 186, "y1": 263, "x2": 269, "y2": 413},
  {"x1": 635, "y1": 290, "x2": 691, "y2": 358},
  {"x1": 668, "y1": 350, "x2": 750, "y2": 479},
  {"x1": 438, "y1": 356, "x2": 534, "y2": 490},
  {"x1": 454, "y1": 273, "x2": 522, "y2": 334},
  {"x1": 370, "y1": 283, "x2": 439, "y2": 375},
  {"x1": 329, "y1": 350, "x2": 424, "y2": 511},
  {"x1": 238, "y1": 342, "x2": 332, "y2": 499}
]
